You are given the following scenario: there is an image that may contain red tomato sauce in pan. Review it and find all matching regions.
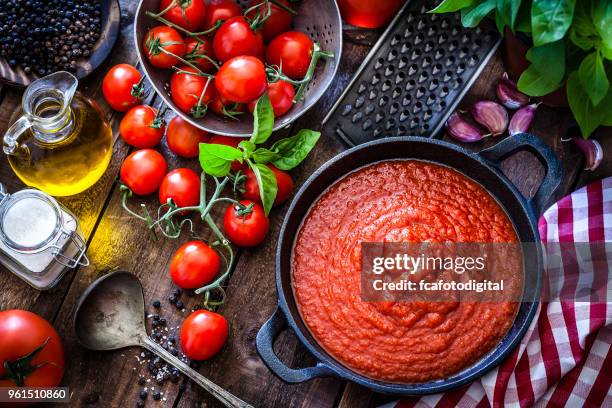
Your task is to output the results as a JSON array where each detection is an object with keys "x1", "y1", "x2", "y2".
[{"x1": 292, "y1": 160, "x2": 520, "y2": 383}]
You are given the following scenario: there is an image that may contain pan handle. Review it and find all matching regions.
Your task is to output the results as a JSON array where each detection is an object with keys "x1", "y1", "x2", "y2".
[
  {"x1": 256, "y1": 306, "x2": 334, "y2": 383},
  {"x1": 478, "y1": 133, "x2": 562, "y2": 217}
]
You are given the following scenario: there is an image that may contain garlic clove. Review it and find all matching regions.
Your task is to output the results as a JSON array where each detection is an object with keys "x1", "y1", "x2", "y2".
[
  {"x1": 445, "y1": 111, "x2": 486, "y2": 143},
  {"x1": 509, "y1": 103, "x2": 539, "y2": 136},
  {"x1": 563, "y1": 137, "x2": 603, "y2": 171},
  {"x1": 496, "y1": 72, "x2": 530, "y2": 109},
  {"x1": 471, "y1": 100, "x2": 508, "y2": 136}
]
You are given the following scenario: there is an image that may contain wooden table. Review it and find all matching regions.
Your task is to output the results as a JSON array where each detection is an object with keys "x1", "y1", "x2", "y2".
[{"x1": 0, "y1": 2, "x2": 609, "y2": 407}]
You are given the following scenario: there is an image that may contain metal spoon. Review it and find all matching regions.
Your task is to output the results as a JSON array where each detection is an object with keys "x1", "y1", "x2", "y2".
[{"x1": 73, "y1": 271, "x2": 252, "y2": 408}]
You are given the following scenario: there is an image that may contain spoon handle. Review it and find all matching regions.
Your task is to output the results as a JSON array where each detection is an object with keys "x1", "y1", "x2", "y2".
[{"x1": 141, "y1": 336, "x2": 253, "y2": 408}]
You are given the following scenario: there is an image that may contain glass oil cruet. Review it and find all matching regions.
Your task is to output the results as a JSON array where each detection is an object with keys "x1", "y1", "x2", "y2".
[{"x1": 3, "y1": 71, "x2": 113, "y2": 196}]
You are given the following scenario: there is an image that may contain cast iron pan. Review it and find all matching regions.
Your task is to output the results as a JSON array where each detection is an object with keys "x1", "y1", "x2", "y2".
[{"x1": 256, "y1": 134, "x2": 562, "y2": 395}]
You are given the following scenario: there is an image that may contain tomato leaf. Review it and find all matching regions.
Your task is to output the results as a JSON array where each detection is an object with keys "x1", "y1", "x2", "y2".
[
  {"x1": 461, "y1": 0, "x2": 496, "y2": 27},
  {"x1": 270, "y1": 129, "x2": 321, "y2": 171},
  {"x1": 199, "y1": 143, "x2": 243, "y2": 177},
  {"x1": 517, "y1": 41, "x2": 565, "y2": 96},
  {"x1": 567, "y1": 70, "x2": 611, "y2": 137},
  {"x1": 249, "y1": 162, "x2": 277, "y2": 215},
  {"x1": 250, "y1": 94, "x2": 274, "y2": 145},
  {"x1": 252, "y1": 147, "x2": 280, "y2": 164},
  {"x1": 429, "y1": 0, "x2": 476, "y2": 13},
  {"x1": 531, "y1": 0, "x2": 576, "y2": 46},
  {"x1": 578, "y1": 51, "x2": 609, "y2": 106}
]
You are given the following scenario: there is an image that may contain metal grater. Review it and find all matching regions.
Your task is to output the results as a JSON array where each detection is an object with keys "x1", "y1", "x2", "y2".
[{"x1": 322, "y1": 0, "x2": 501, "y2": 146}]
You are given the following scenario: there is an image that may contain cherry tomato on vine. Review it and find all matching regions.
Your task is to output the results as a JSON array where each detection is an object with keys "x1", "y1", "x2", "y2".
[
  {"x1": 209, "y1": 88, "x2": 245, "y2": 118},
  {"x1": 102, "y1": 64, "x2": 143, "y2": 112},
  {"x1": 159, "y1": 0, "x2": 206, "y2": 31},
  {"x1": 159, "y1": 168, "x2": 201, "y2": 208},
  {"x1": 212, "y1": 16, "x2": 264, "y2": 62},
  {"x1": 166, "y1": 116, "x2": 210, "y2": 158},
  {"x1": 120, "y1": 105, "x2": 165, "y2": 148},
  {"x1": 247, "y1": 80, "x2": 294, "y2": 117},
  {"x1": 170, "y1": 241, "x2": 221, "y2": 289},
  {"x1": 203, "y1": 0, "x2": 242, "y2": 31},
  {"x1": 180, "y1": 310, "x2": 228, "y2": 360},
  {"x1": 0, "y1": 310, "x2": 64, "y2": 388},
  {"x1": 143, "y1": 26, "x2": 186, "y2": 68},
  {"x1": 215, "y1": 56, "x2": 267, "y2": 103},
  {"x1": 170, "y1": 66, "x2": 215, "y2": 117},
  {"x1": 243, "y1": 165, "x2": 293, "y2": 206},
  {"x1": 266, "y1": 31, "x2": 313, "y2": 79},
  {"x1": 208, "y1": 135, "x2": 246, "y2": 171},
  {"x1": 246, "y1": 0, "x2": 294, "y2": 42},
  {"x1": 224, "y1": 200, "x2": 269, "y2": 247},
  {"x1": 120, "y1": 149, "x2": 168, "y2": 196},
  {"x1": 184, "y1": 37, "x2": 216, "y2": 72}
]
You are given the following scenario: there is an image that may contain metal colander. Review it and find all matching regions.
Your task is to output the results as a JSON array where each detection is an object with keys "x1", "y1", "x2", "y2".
[
  {"x1": 134, "y1": 0, "x2": 342, "y2": 137},
  {"x1": 322, "y1": 0, "x2": 500, "y2": 146}
]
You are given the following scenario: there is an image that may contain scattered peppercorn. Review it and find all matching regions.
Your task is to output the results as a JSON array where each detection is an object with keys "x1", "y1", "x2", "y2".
[
  {"x1": 175, "y1": 300, "x2": 184, "y2": 310},
  {"x1": 138, "y1": 377, "x2": 146, "y2": 386},
  {"x1": 152, "y1": 299, "x2": 161, "y2": 308},
  {"x1": 139, "y1": 390, "x2": 147, "y2": 399},
  {"x1": 136, "y1": 401, "x2": 145, "y2": 408},
  {"x1": 153, "y1": 392, "x2": 161, "y2": 401}
]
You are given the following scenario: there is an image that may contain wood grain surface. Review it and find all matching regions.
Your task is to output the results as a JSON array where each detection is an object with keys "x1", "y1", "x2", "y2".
[{"x1": 0, "y1": 3, "x2": 608, "y2": 408}]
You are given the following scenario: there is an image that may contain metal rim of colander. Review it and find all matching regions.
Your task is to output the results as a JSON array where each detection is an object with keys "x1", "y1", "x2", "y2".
[{"x1": 134, "y1": 0, "x2": 343, "y2": 137}]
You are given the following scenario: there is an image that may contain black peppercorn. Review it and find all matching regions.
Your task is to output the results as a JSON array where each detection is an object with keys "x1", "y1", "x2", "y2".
[{"x1": 139, "y1": 390, "x2": 147, "y2": 399}]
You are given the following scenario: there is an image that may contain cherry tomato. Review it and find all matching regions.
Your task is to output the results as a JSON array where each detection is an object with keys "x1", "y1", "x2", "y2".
[
  {"x1": 209, "y1": 87, "x2": 245, "y2": 118},
  {"x1": 120, "y1": 149, "x2": 168, "y2": 196},
  {"x1": 266, "y1": 31, "x2": 313, "y2": 79},
  {"x1": 184, "y1": 37, "x2": 216, "y2": 72},
  {"x1": 0, "y1": 310, "x2": 64, "y2": 388},
  {"x1": 246, "y1": 0, "x2": 294, "y2": 42},
  {"x1": 143, "y1": 26, "x2": 186, "y2": 68},
  {"x1": 212, "y1": 16, "x2": 264, "y2": 62},
  {"x1": 166, "y1": 116, "x2": 210, "y2": 158},
  {"x1": 159, "y1": 0, "x2": 206, "y2": 31},
  {"x1": 159, "y1": 168, "x2": 201, "y2": 208},
  {"x1": 243, "y1": 164, "x2": 293, "y2": 206},
  {"x1": 180, "y1": 310, "x2": 228, "y2": 360},
  {"x1": 203, "y1": 0, "x2": 242, "y2": 31},
  {"x1": 170, "y1": 66, "x2": 215, "y2": 116},
  {"x1": 208, "y1": 135, "x2": 246, "y2": 171},
  {"x1": 102, "y1": 64, "x2": 143, "y2": 112},
  {"x1": 120, "y1": 105, "x2": 165, "y2": 148},
  {"x1": 224, "y1": 200, "x2": 269, "y2": 247},
  {"x1": 215, "y1": 56, "x2": 267, "y2": 103},
  {"x1": 247, "y1": 80, "x2": 294, "y2": 117},
  {"x1": 170, "y1": 241, "x2": 221, "y2": 289}
]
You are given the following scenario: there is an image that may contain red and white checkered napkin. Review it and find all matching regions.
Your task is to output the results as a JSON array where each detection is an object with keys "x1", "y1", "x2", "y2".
[{"x1": 384, "y1": 177, "x2": 612, "y2": 408}]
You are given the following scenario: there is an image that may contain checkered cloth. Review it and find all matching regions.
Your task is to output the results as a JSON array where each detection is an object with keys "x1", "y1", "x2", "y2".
[{"x1": 384, "y1": 177, "x2": 612, "y2": 408}]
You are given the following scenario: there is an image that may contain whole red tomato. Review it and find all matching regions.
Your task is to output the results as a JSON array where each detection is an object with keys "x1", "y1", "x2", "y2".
[
  {"x1": 243, "y1": 164, "x2": 293, "y2": 206},
  {"x1": 102, "y1": 64, "x2": 143, "y2": 112},
  {"x1": 180, "y1": 310, "x2": 228, "y2": 360},
  {"x1": 224, "y1": 200, "x2": 269, "y2": 247},
  {"x1": 203, "y1": 0, "x2": 242, "y2": 31},
  {"x1": 184, "y1": 37, "x2": 216, "y2": 72},
  {"x1": 247, "y1": 80, "x2": 294, "y2": 117},
  {"x1": 159, "y1": 0, "x2": 206, "y2": 30},
  {"x1": 212, "y1": 16, "x2": 264, "y2": 62},
  {"x1": 166, "y1": 116, "x2": 210, "y2": 158},
  {"x1": 337, "y1": 0, "x2": 405, "y2": 28},
  {"x1": 170, "y1": 66, "x2": 215, "y2": 117},
  {"x1": 120, "y1": 105, "x2": 165, "y2": 148},
  {"x1": 170, "y1": 241, "x2": 221, "y2": 289},
  {"x1": 0, "y1": 310, "x2": 64, "y2": 387},
  {"x1": 215, "y1": 56, "x2": 267, "y2": 103},
  {"x1": 159, "y1": 168, "x2": 201, "y2": 208},
  {"x1": 266, "y1": 31, "x2": 313, "y2": 79},
  {"x1": 208, "y1": 135, "x2": 246, "y2": 171},
  {"x1": 143, "y1": 26, "x2": 186, "y2": 68},
  {"x1": 120, "y1": 149, "x2": 168, "y2": 196},
  {"x1": 246, "y1": 0, "x2": 294, "y2": 42}
]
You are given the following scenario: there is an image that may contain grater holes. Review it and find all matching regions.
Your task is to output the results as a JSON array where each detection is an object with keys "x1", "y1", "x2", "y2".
[
  {"x1": 388, "y1": 49, "x2": 399, "y2": 61},
  {"x1": 397, "y1": 125, "x2": 407, "y2": 135},
  {"x1": 375, "y1": 57, "x2": 385, "y2": 70},
  {"x1": 391, "y1": 34, "x2": 401, "y2": 46},
  {"x1": 382, "y1": 79, "x2": 392, "y2": 92}
]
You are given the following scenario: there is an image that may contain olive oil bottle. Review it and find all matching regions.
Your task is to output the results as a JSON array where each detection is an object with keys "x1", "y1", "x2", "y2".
[{"x1": 3, "y1": 72, "x2": 112, "y2": 196}]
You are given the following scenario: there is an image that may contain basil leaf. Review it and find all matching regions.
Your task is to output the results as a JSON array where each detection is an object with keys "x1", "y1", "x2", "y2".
[
  {"x1": 461, "y1": 0, "x2": 495, "y2": 27},
  {"x1": 250, "y1": 94, "x2": 274, "y2": 145},
  {"x1": 592, "y1": 1, "x2": 612, "y2": 46},
  {"x1": 531, "y1": 0, "x2": 576, "y2": 47},
  {"x1": 567, "y1": 71, "x2": 609, "y2": 137},
  {"x1": 569, "y1": 27, "x2": 596, "y2": 51},
  {"x1": 199, "y1": 143, "x2": 243, "y2": 177},
  {"x1": 249, "y1": 162, "x2": 277, "y2": 216},
  {"x1": 270, "y1": 129, "x2": 321, "y2": 171},
  {"x1": 252, "y1": 148, "x2": 280, "y2": 164},
  {"x1": 429, "y1": 0, "x2": 475, "y2": 13},
  {"x1": 517, "y1": 41, "x2": 565, "y2": 96},
  {"x1": 496, "y1": 0, "x2": 521, "y2": 31},
  {"x1": 578, "y1": 51, "x2": 609, "y2": 106},
  {"x1": 239, "y1": 140, "x2": 256, "y2": 153}
]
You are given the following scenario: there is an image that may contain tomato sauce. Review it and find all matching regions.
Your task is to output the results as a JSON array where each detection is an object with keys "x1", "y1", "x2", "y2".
[{"x1": 292, "y1": 160, "x2": 521, "y2": 383}]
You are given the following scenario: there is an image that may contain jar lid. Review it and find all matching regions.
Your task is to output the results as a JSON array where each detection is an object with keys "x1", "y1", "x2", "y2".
[{"x1": 0, "y1": 190, "x2": 62, "y2": 253}]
